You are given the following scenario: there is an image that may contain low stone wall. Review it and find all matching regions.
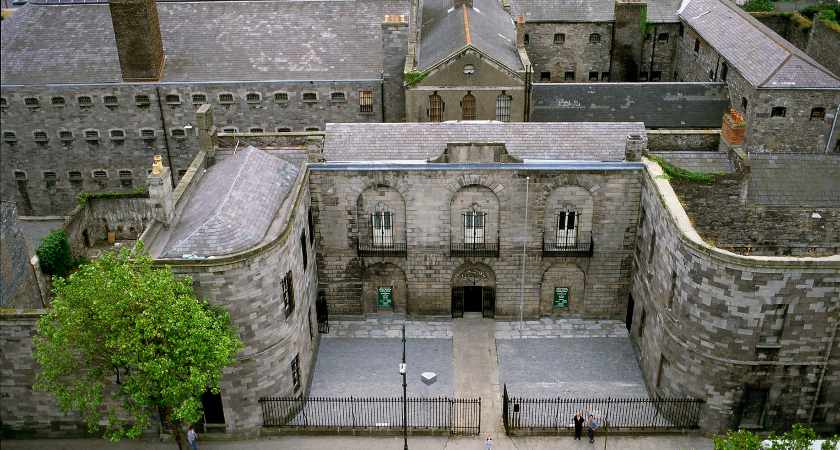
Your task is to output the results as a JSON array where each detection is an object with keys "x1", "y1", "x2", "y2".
[
  {"x1": 646, "y1": 129, "x2": 720, "y2": 151},
  {"x1": 630, "y1": 159, "x2": 840, "y2": 433},
  {"x1": 63, "y1": 196, "x2": 152, "y2": 259}
]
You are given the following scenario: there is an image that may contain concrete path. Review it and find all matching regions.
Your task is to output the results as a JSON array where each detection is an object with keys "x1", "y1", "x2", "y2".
[{"x1": 453, "y1": 316, "x2": 504, "y2": 440}]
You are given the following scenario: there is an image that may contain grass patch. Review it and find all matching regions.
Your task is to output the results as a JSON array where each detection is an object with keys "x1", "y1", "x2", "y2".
[
  {"x1": 77, "y1": 187, "x2": 148, "y2": 206},
  {"x1": 647, "y1": 155, "x2": 722, "y2": 184}
]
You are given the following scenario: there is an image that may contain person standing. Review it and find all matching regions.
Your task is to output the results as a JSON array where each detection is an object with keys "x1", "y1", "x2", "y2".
[
  {"x1": 587, "y1": 414, "x2": 601, "y2": 444},
  {"x1": 186, "y1": 425, "x2": 198, "y2": 450},
  {"x1": 573, "y1": 411, "x2": 585, "y2": 440}
]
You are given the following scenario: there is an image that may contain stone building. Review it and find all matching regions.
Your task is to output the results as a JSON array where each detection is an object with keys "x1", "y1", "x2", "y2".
[
  {"x1": 403, "y1": 0, "x2": 530, "y2": 122},
  {"x1": 0, "y1": 0, "x2": 409, "y2": 215}
]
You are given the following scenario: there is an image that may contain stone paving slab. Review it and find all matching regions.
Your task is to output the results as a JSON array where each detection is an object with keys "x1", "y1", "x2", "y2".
[
  {"x1": 496, "y1": 318, "x2": 629, "y2": 339},
  {"x1": 309, "y1": 338, "x2": 454, "y2": 397},
  {"x1": 326, "y1": 318, "x2": 453, "y2": 339},
  {"x1": 497, "y1": 337, "x2": 648, "y2": 399}
]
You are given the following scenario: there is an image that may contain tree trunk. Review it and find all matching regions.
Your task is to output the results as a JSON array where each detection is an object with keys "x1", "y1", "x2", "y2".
[{"x1": 160, "y1": 406, "x2": 185, "y2": 450}]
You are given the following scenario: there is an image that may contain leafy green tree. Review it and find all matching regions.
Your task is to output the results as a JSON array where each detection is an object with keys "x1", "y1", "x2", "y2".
[
  {"x1": 767, "y1": 424, "x2": 817, "y2": 450},
  {"x1": 34, "y1": 245, "x2": 242, "y2": 449},
  {"x1": 742, "y1": 0, "x2": 773, "y2": 12},
  {"x1": 36, "y1": 229, "x2": 76, "y2": 278},
  {"x1": 714, "y1": 429, "x2": 763, "y2": 450}
]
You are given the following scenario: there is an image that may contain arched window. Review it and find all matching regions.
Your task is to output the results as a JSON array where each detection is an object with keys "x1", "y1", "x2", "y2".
[
  {"x1": 429, "y1": 92, "x2": 443, "y2": 122},
  {"x1": 461, "y1": 92, "x2": 476, "y2": 120},
  {"x1": 496, "y1": 93, "x2": 512, "y2": 122}
]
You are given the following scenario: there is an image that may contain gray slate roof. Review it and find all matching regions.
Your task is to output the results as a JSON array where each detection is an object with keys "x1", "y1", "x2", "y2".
[
  {"x1": 162, "y1": 146, "x2": 299, "y2": 258},
  {"x1": 530, "y1": 82, "x2": 729, "y2": 128},
  {"x1": 679, "y1": 0, "x2": 840, "y2": 88},
  {"x1": 509, "y1": 0, "x2": 680, "y2": 23},
  {"x1": 324, "y1": 122, "x2": 645, "y2": 161},
  {"x1": 1, "y1": 0, "x2": 408, "y2": 85},
  {"x1": 418, "y1": 0, "x2": 523, "y2": 71}
]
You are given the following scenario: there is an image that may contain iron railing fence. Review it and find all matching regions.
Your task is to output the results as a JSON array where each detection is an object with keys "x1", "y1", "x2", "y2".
[
  {"x1": 260, "y1": 396, "x2": 481, "y2": 435},
  {"x1": 357, "y1": 242, "x2": 408, "y2": 257},
  {"x1": 542, "y1": 232, "x2": 594, "y2": 257},
  {"x1": 502, "y1": 385, "x2": 703, "y2": 435},
  {"x1": 450, "y1": 241, "x2": 500, "y2": 258}
]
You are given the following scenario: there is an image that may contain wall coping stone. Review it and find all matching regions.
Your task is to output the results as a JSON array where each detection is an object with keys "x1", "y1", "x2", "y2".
[{"x1": 642, "y1": 157, "x2": 840, "y2": 268}]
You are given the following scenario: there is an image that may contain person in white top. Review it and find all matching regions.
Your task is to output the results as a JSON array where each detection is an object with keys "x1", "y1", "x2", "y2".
[{"x1": 186, "y1": 425, "x2": 198, "y2": 450}]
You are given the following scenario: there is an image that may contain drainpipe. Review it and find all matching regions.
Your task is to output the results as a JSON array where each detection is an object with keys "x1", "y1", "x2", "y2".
[
  {"x1": 380, "y1": 71, "x2": 387, "y2": 122},
  {"x1": 809, "y1": 319, "x2": 839, "y2": 423},
  {"x1": 519, "y1": 176, "x2": 529, "y2": 329},
  {"x1": 154, "y1": 86, "x2": 176, "y2": 187}
]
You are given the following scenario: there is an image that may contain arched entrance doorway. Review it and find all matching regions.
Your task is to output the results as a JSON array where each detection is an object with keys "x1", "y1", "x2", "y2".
[{"x1": 451, "y1": 263, "x2": 496, "y2": 318}]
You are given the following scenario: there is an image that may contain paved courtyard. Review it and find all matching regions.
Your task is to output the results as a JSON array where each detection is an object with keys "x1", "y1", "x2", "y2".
[{"x1": 311, "y1": 337, "x2": 454, "y2": 397}]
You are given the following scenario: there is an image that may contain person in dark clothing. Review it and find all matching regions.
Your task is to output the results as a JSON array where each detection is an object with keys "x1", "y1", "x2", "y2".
[
  {"x1": 587, "y1": 414, "x2": 601, "y2": 443},
  {"x1": 573, "y1": 412, "x2": 585, "y2": 440}
]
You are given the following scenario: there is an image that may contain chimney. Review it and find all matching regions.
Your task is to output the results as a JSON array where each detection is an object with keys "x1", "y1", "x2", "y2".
[
  {"x1": 147, "y1": 155, "x2": 174, "y2": 226},
  {"x1": 515, "y1": 16, "x2": 526, "y2": 49},
  {"x1": 195, "y1": 104, "x2": 217, "y2": 166},
  {"x1": 453, "y1": 0, "x2": 473, "y2": 9},
  {"x1": 109, "y1": 0, "x2": 165, "y2": 81},
  {"x1": 625, "y1": 134, "x2": 647, "y2": 161}
]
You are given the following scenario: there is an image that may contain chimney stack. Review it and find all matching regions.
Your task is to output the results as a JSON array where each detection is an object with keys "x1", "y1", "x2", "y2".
[
  {"x1": 625, "y1": 134, "x2": 647, "y2": 161},
  {"x1": 147, "y1": 155, "x2": 174, "y2": 225},
  {"x1": 515, "y1": 16, "x2": 526, "y2": 49},
  {"x1": 453, "y1": 0, "x2": 473, "y2": 9},
  {"x1": 109, "y1": 0, "x2": 165, "y2": 81}
]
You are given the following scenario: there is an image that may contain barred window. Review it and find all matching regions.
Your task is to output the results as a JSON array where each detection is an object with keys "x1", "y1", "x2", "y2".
[
  {"x1": 495, "y1": 93, "x2": 512, "y2": 122},
  {"x1": 291, "y1": 354, "x2": 301, "y2": 392},
  {"x1": 92, "y1": 170, "x2": 108, "y2": 179},
  {"x1": 24, "y1": 97, "x2": 40, "y2": 107},
  {"x1": 3, "y1": 131, "x2": 17, "y2": 143},
  {"x1": 302, "y1": 92, "x2": 318, "y2": 102},
  {"x1": 140, "y1": 128, "x2": 156, "y2": 139},
  {"x1": 218, "y1": 93, "x2": 235, "y2": 104},
  {"x1": 601, "y1": 72, "x2": 610, "y2": 81},
  {"x1": 428, "y1": 93, "x2": 443, "y2": 122},
  {"x1": 110, "y1": 129, "x2": 126, "y2": 140},
  {"x1": 463, "y1": 210, "x2": 485, "y2": 244},
  {"x1": 59, "y1": 130, "x2": 74, "y2": 141},
  {"x1": 84, "y1": 129, "x2": 100, "y2": 140},
  {"x1": 589, "y1": 71, "x2": 598, "y2": 81},
  {"x1": 589, "y1": 33, "x2": 601, "y2": 44},
  {"x1": 33, "y1": 130, "x2": 49, "y2": 142},
  {"x1": 43, "y1": 171, "x2": 57, "y2": 180},
  {"x1": 246, "y1": 92, "x2": 261, "y2": 104},
  {"x1": 51, "y1": 96, "x2": 66, "y2": 106},
  {"x1": 78, "y1": 96, "x2": 93, "y2": 107},
  {"x1": 371, "y1": 210, "x2": 393, "y2": 246},
  {"x1": 555, "y1": 210, "x2": 578, "y2": 246},
  {"x1": 249, "y1": 127, "x2": 264, "y2": 133},
  {"x1": 274, "y1": 92, "x2": 289, "y2": 103},
  {"x1": 135, "y1": 95, "x2": 151, "y2": 106},
  {"x1": 330, "y1": 91, "x2": 346, "y2": 102},
  {"x1": 564, "y1": 71, "x2": 575, "y2": 81},
  {"x1": 282, "y1": 271, "x2": 295, "y2": 318},
  {"x1": 68, "y1": 171, "x2": 83, "y2": 181},
  {"x1": 103, "y1": 95, "x2": 119, "y2": 106},
  {"x1": 191, "y1": 93, "x2": 207, "y2": 104},
  {"x1": 810, "y1": 107, "x2": 825, "y2": 120},
  {"x1": 461, "y1": 92, "x2": 476, "y2": 120},
  {"x1": 118, "y1": 169, "x2": 132, "y2": 178},
  {"x1": 171, "y1": 128, "x2": 186, "y2": 139},
  {"x1": 554, "y1": 33, "x2": 565, "y2": 44},
  {"x1": 165, "y1": 94, "x2": 181, "y2": 105},
  {"x1": 771, "y1": 107, "x2": 786, "y2": 118},
  {"x1": 359, "y1": 90, "x2": 374, "y2": 113}
]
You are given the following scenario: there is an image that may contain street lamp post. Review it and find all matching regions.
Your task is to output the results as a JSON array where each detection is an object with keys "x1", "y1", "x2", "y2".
[{"x1": 401, "y1": 323, "x2": 408, "y2": 450}]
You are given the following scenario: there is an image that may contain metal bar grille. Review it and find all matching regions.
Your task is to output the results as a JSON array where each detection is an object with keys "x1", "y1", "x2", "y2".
[
  {"x1": 359, "y1": 90, "x2": 374, "y2": 113},
  {"x1": 461, "y1": 93, "x2": 476, "y2": 120},
  {"x1": 496, "y1": 94, "x2": 512, "y2": 122}
]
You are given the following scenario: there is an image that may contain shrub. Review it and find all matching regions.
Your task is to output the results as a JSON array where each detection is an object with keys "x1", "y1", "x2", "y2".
[
  {"x1": 743, "y1": 0, "x2": 774, "y2": 12},
  {"x1": 648, "y1": 155, "x2": 721, "y2": 184},
  {"x1": 36, "y1": 230, "x2": 76, "y2": 278}
]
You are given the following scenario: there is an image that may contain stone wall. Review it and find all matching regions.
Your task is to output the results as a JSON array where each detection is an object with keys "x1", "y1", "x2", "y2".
[
  {"x1": 0, "y1": 311, "x2": 92, "y2": 437},
  {"x1": 751, "y1": 12, "x2": 812, "y2": 51},
  {"x1": 523, "y1": 22, "x2": 613, "y2": 82},
  {"x1": 0, "y1": 202, "x2": 42, "y2": 308},
  {"x1": 62, "y1": 196, "x2": 152, "y2": 259},
  {"x1": 1, "y1": 80, "x2": 382, "y2": 216},
  {"x1": 646, "y1": 129, "x2": 720, "y2": 151},
  {"x1": 807, "y1": 19, "x2": 840, "y2": 83},
  {"x1": 159, "y1": 168, "x2": 320, "y2": 434},
  {"x1": 310, "y1": 166, "x2": 641, "y2": 319},
  {"x1": 611, "y1": 1, "x2": 645, "y2": 82},
  {"x1": 629, "y1": 159, "x2": 840, "y2": 433},
  {"x1": 640, "y1": 23, "x2": 680, "y2": 82},
  {"x1": 530, "y1": 82, "x2": 729, "y2": 128},
  {"x1": 382, "y1": 19, "x2": 409, "y2": 123}
]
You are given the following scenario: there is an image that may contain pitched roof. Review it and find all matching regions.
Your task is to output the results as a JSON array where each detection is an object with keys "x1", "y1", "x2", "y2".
[
  {"x1": 161, "y1": 146, "x2": 299, "y2": 258},
  {"x1": 678, "y1": 0, "x2": 840, "y2": 88},
  {"x1": 508, "y1": 0, "x2": 680, "y2": 23},
  {"x1": 323, "y1": 122, "x2": 645, "y2": 161},
  {"x1": 417, "y1": 0, "x2": 523, "y2": 72},
  {"x1": 1, "y1": 0, "x2": 408, "y2": 85}
]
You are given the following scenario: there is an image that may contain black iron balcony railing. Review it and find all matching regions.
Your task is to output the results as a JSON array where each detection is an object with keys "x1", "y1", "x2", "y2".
[
  {"x1": 542, "y1": 232, "x2": 594, "y2": 257},
  {"x1": 357, "y1": 242, "x2": 407, "y2": 257},
  {"x1": 450, "y1": 241, "x2": 500, "y2": 258}
]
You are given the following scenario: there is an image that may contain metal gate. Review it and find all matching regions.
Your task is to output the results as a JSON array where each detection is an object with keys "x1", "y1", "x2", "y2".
[
  {"x1": 451, "y1": 287, "x2": 465, "y2": 318},
  {"x1": 482, "y1": 287, "x2": 495, "y2": 318},
  {"x1": 316, "y1": 290, "x2": 329, "y2": 334}
]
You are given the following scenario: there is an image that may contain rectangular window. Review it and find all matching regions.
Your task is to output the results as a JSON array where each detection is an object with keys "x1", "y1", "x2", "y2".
[
  {"x1": 668, "y1": 271, "x2": 677, "y2": 309},
  {"x1": 463, "y1": 211, "x2": 486, "y2": 245},
  {"x1": 135, "y1": 95, "x2": 151, "y2": 106},
  {"x1": 554, "y1": 33, "x2": 565, "y2": 44},
  {"x1": 461, "y1": 93, "x2": 476, "y2": 120},
  {"x1": 589, "y1": 33, "x2": 601, "y2": 43},
  {"x1": 291, "y1": 354, "x2": 301, "y2": 392},
  {"x1": 588, "y1": 71, "x2": 598, "y2": 81},
  {"x1": 165, "y1": 94, "x2": 181, "y2": 105},
  {"x1": 651, "y1": 71, "x2": 662, "y2": 81},
  {"x1": 601, "y1": 72, "x2": 610, "y2": 81},
  {"x1": 555, "y1": 211, "x2": 577, "y2": 246},
  {"x1": 330, "y1": 91, "x2": 346, "y2": 103},
  {"x1": 300, "y1": 231, "x2": 308, "y2": 270},
  {"x1": 282, "y1": 271, "x2": 295, "y2": 318},
  {"x1": 564, "y1": 71, "x2": 575, "y2": 81},
  {"x1": 810, "y1": 107, "x2": 825, "y2": 120},
  {"x1": 103, "y1": 95, "x2": 119, "y2": 106},
  {"x1": 302, "y1": 92, "x2": 318, "y2": 102},
  {"x1": 495, "y1": 94, "x2": 512, "y2": 122},
  {"x1": 274, "y1": 92, "x2": 289, "y2": 103},
  {"x1": 218, "y1": 93, "x2": 234, "y2": 104},
  {"x1": 540, "y1": 72, "x2": 551, "y2": 82},
  {"x1": 359, "y1": 90, "x2": 374, "y2": 113},
  {"x1": 192, "y1": 94, "x2": 207, "y2": 104},
  {"x1": 371, "y1": 211, "x2": 394, "y2": 246},
  {"x1": 739, "y1": 386, "x2": 768, "y2": 429},
  {"x1": 78, "y1": 96, "x2": 93, "y2": 107},
  {"x1": 770, "y1": 107, "x2": 786, "y2": 118},
  {"x1": 246, "y1": 93, "x2": 261, "y2": 104}
]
